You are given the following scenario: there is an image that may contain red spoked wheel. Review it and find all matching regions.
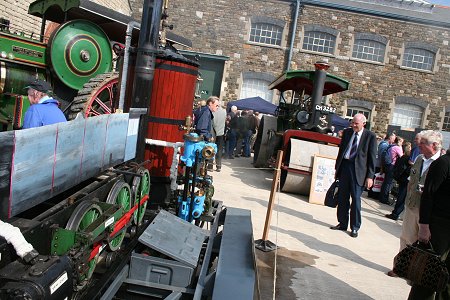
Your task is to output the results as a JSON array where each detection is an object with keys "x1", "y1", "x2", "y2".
[{"x1": 68, "y1": 72, "x2": 119, "y2": 120}]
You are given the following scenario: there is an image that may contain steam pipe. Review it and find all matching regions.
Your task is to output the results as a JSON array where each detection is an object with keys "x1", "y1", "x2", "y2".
[
  {"x1": 118, "y1": 21, "x2": 140, "y2": 111},
  {"x1": 286, "y1": 0, "x2": 301, "y2": 71},
  {"x1": 309, "y1": 61, "x2": 330, "y2": 129},
  {"x1": 132, "y1": 0, "x2": 163, "y2": 162},
  {"x1": 145, "y1": 138, "x2": 184, "y2": 190}
]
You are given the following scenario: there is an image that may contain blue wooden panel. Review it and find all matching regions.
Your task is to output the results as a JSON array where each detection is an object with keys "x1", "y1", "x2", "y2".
[
  {"x1": 81, "y1": 115, "x2": 109, "y2": 179},
  {"x1": 103, "y1": 114, "x2": 128, "y2": 168},
  {"x1": 5, "y1": 113, "x2": 137, "y2": 218},
  {"x1": 11, "y1": 125, "x2": 58, "y2": 216},
  {"x1": 52, "y1": 117, "x2": 85, "y2": 195}
]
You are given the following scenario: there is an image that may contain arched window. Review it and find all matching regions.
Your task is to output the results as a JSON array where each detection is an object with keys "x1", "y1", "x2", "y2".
[
  {"x1": 392, "y1": 103, "x2": 424, "y2": 129},
  {"x1": 352, "y1": 33, "x2": 387, "y2": 63},
  {"x1": 240, "y1": 78, "x2": 274, "y2": 102},
  {"x1": 302, "y1": 25, "x2": 338, "y2": 55},
  {"x1": 443, "y1": 110, "x2": 450, "y2": 132},
  {"x1": 402, "y1": 42, "x2": 438, "y2": 72},
  {"x1": 345, "y1": 107, "x2": 370, "y2": 122},
  {"x1": 249, "y1": 16, "x2": 285, "y2": 47}
]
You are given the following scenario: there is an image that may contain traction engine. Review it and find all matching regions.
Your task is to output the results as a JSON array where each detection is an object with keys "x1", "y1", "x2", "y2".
[{"x1": 253, "y1": 61, "x2": 350, "y2": 194}]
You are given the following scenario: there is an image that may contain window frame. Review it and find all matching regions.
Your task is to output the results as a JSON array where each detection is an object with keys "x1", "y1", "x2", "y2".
[
  {"x1": 247, "y1": 16, "x2": 285, "y2": 48},
  {"x1": 301, "y1": 25, "x2": 339, "y2": 56},
  {"x1": 443, "y1": 110, "x2": 450, "y2": 132},
  {"x1": 400, "y1": 42, "x2": 438, "y2": 73},
  {"x1": 249, "y1": 23, "x2": 283, "y2": 47},
  {"x1": 240, "y1": 72, "x2": 276, "y2": 103},
  {"x1": 345, "y1": 107, "x2": 371, "y2": 122},
  {"x1": 392, "y1": 103, "x2": 424, "y2": 129},
  {"x1": 351, "y1": 33, "x2": 387, "y2": 64}
]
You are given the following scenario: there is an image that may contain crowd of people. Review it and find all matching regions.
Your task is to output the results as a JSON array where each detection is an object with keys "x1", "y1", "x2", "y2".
[
  {"x1": 193, "y1": 97, "x2": 261, "y2": 172},
  {"x1": 328, "y1": 113, "x2": 450, "y2": 299}
]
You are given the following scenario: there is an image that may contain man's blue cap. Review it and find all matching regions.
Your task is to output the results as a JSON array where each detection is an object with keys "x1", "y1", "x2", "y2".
[{"x1": 25, "y1": 79, "x2": 52, "y2": 93}]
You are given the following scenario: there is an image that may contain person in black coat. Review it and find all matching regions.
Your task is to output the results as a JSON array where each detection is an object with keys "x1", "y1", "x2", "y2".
[
  {"x1": 385, "y1": 142, "x2": 412, "y2": 220},
  {"x1": 409, "y1": 150, "x2": 450, "y2": 299},
  {"x1": 330, "y1": 113, "x2": 377, "y2": 238}
]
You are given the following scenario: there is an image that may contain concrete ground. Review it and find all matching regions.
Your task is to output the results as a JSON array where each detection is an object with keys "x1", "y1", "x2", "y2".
[{"x1": 212, "y1": 155, "x2": 410, "y2": 300}]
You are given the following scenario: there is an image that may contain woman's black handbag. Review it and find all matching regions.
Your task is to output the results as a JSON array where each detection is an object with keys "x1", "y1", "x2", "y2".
[
  {"x1": 324, "y1": 180, "x2": 339, "y2": 208},
  {"x1": 393, "y1": 241, "x2": 449, "y2": 292}
]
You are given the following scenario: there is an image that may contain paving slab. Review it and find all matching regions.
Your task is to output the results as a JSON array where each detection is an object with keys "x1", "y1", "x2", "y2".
[{"x1": 213, "y1": 155, "x2": 410, "y2": 300}]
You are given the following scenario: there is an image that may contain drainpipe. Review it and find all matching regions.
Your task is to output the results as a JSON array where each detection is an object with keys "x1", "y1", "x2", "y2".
[
  {"x1": 286, "y1": 0, "x2": 301, "y2": 71},
  {"x1": 118, "y1": 21, "x2": 140, "y2": 111}
]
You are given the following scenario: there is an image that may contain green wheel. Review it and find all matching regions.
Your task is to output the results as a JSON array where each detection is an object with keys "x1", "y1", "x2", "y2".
[
  {"x1": 47, "y1": 20, "x2": 113, "y2": 90},
  {"x1": 132, "y1": 168, "x2": 150, "y2": 225},
  {"x1": 66, "y1": 201, "x2": 103, "y2": 282},
  {"x1": 106, "y1": 180, "x2": 131, "y2": 251}
]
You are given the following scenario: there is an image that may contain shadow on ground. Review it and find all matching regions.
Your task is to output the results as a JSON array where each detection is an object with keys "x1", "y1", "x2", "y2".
[
  {"x1": 274, "y1": 227, "x2": 389, "y2": 273},
  {"x1": 256, "y1": 247, "x2": 373, "y2": 300},
  {"x1": 244, "y1": 196, "x2": 389, "y2": 273}
]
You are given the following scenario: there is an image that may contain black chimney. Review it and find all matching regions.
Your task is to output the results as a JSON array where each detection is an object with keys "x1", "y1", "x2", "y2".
[{"x1": 131, "y1": 0, "x2": 163, "y2": 162}]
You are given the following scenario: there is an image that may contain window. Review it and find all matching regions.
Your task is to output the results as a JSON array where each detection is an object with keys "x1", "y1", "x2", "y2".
[
  {"x1": 402, "y1": 47, "x2": 435, "y2": 71},
  {"x1": 345, "y1": 107, "x2": 370, "y2": 121},
  {"x1": 249, "y1": 23, "x2": 282, "y2": 46},
  {"x1": 240, "y1": 78, "x2": 273, "y2": 102},
  {"x1": 352, "y1": 39, "x2": 385, "y2": 63},
  {"x1": 443, "y1": 111, "x2": 450, "y2": 132},
  {"x1": 302, "y1": 31, "x2": 336, "y2": 54},
  {"x1": 392, "y1": 103, "x2": 423, "y2": 128}
]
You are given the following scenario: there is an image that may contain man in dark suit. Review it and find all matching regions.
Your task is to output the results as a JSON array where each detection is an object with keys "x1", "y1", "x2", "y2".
[{"x1": 330, "y1": 113, "x2": 377, "y2": 238}]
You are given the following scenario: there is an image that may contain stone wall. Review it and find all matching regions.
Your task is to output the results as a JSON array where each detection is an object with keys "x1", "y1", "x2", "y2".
[{"x1": 161, "y1": 0, "x2": 450, "y2": 135}]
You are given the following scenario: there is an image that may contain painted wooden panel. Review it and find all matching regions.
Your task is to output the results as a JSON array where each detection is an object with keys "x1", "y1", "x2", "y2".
[
  {"x1": 52, "y1": 117, "x2": 85, "y2": 195},
  {"x1": 103, "y1": 114, "x2": 128, "y2": 167},
  {"x1": 1, "y1": 113, "x2": 138, "y2": 219},
  {"x1": 12, "y1": 125, "x2": 59, "y2": 216}
]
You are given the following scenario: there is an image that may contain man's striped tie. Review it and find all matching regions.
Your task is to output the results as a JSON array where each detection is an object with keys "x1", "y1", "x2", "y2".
[{"x1": 349, "y1": 132, "x2": 358, "y2": 160}]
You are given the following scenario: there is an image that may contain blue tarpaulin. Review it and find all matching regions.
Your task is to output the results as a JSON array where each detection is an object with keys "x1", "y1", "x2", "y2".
[
  {"x1": 331, "y1": 114, "x2": 350, "y2": 132},
  {"x1": 227, "y1": 96, "x2": 278, "y2": 115}
]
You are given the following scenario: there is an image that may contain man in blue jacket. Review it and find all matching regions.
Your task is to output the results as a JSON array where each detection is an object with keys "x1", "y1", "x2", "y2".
[
  {"x1": 194, "y1": 96, "x2": 219, "y2": 141},
  {"x1": 23, "y1": 79, "x2": 66, "y2": 129}
]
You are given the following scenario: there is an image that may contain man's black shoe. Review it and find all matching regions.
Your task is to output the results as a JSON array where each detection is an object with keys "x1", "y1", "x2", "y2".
[
  {"x1": 385, "y1": 213, "x2": 398, "y2": 221},
  {"x1": 380, "y1": 200, "x2": 390, "y2": 205},
  {"x1": 330, "y1": 224, "x2": 346, "y2": 231},
  {"x1": 350, "y1": 230, "x2": 358, "y2": 238}
]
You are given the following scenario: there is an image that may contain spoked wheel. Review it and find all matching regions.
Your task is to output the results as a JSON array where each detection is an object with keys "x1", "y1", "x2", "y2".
[
  {"x1": 66, "y1": 201, "x2": 103, "y2": 283},
  {"x1": 68, "y1": 72, "x2": 119, "y2": 120},
  {"x1": 131, "y1": 167, "x2": 150, "y2": 226},
  {"x1": 106, "y1": 180, "x2": 131, "y2": 251}
]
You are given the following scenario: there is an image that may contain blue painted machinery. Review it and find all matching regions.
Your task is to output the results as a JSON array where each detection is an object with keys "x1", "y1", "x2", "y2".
[{"x1": 178, "y1": 133, "x2": 217, "y2": 222}]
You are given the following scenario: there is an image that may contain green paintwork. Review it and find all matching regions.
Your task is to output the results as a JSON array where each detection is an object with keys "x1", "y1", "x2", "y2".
[
  {"x1": 134, "y1": 168, "x2": 150, "y2": 225},
  {"x1": 28, "y1": 0, "x2": 81, "y2": 16},
  {"x1": 48, "y1": 20, "x2": 112, "y2": 90},
  {"x1": 0, "y1": 31, "x2": 47, "y2": 67},
  {"x1": 108, "y1": 183, "x2": 131, "y2": 250},
  {"x1": 0, "y1": 61, "x2": 46, "y2": 95},
  {"x1": 51, "y1": 228, "x2": 76, "y2": 256},
  {"x1": 269, "y1": 70, "x2": 350, "y2": 95}
]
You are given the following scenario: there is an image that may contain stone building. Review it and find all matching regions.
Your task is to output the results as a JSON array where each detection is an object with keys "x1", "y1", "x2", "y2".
[
  {"x1": 162, "y1": 0, "x2": 450, "y2": 136},
  {"x1": 3, "y1": 0, "x2": 450, "y2": 136}
]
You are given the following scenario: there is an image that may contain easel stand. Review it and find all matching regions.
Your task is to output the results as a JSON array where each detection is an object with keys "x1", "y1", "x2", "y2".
[{"x1": 255, "y1": 150, "x2": 283, "y2": 252}]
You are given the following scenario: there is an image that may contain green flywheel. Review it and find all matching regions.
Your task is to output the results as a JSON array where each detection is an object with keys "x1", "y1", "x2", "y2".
[{"x1": 47, "y1": 20, "x2": 113, "y2": 90}]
